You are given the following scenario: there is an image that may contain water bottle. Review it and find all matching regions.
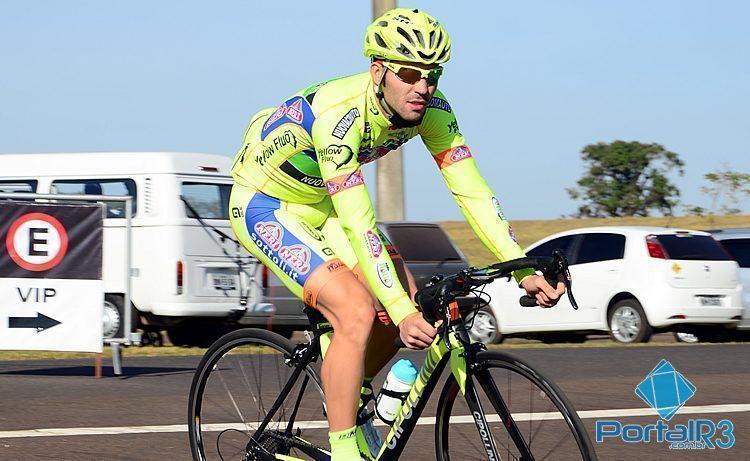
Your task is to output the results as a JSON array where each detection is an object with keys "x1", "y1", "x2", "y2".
[{"x1": 376, "y1": 359, "x2": 418, "y2": 425}]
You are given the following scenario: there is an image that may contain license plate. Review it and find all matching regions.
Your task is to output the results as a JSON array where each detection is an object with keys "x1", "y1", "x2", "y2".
[
  {"x1": 698, "y1": 296, "x2": 723, "y2": 307},
  {"x1": 213, "y1": 274, "x2": 236, "y2": 291}
]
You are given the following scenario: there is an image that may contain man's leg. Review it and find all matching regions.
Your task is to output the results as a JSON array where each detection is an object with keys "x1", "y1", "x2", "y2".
[
  {"x1": 229, "y1": 188, "x2": 371, "y2": 458},
  {"x1": 313, "y1": 273, "x2": 377, "y2": 431}
]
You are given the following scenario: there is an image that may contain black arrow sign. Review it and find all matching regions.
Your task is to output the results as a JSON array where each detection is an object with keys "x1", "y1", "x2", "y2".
[{"x1": 8, "y1": 313, "x2": 61, "y2": 331}]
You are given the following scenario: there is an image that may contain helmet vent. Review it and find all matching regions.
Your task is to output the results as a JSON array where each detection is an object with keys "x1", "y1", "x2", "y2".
[
  {"x1": 413, "y1": 29, "x2": 425, "y2": 47},
  {"x1": 435, "y1": 30, "x2": 444, "y2": 48},
  {"x1": 374, "y1": 33, "x2": 388, "y2": 48},
  {"x1": 417, "y1": 50, "x2": 436, "y2": 60},
  {"x1": 378, "y1": 21, "x2": 388, "y2": 27},
  {"x1": 437, "y1": 46, "x2": 449, "y2": 62},
  {"x1": 396, "y1": 27, "x2": 414, "y2": 45},
  {"x1": 429, "y1": 30, "x2": 436, "y2": 48},
  {"x1": 396, "y1": 43, "x2": 414, "y2": 59}
]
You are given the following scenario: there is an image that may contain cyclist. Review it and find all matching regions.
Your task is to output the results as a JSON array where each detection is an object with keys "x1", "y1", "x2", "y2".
[{"x1": 229, "y1": 8, "x2": 565, "y2": 460}]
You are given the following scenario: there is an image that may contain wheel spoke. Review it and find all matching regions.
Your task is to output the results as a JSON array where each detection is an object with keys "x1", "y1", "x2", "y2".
[
  {"x1": 436, "y1": 351, "x2": 595, "y2": 461},
  {"x1": 188, "y1": 330, "x2": 327, "y2": 460}
]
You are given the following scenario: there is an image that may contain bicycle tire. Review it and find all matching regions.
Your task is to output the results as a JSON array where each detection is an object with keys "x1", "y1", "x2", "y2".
[
  {"x1": 188, "y1": 328, "x2": 325, "y2": 461},
  {"x1": 435, "y1": 350, "x2": 596, "y2": 461}
]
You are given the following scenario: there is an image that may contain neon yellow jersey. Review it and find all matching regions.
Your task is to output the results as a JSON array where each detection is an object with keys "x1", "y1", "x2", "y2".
[{"x1": 231, "y1": 72, "x2": 534, "y2": 325}]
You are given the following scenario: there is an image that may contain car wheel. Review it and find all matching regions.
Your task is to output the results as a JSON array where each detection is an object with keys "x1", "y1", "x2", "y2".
[
  {"x1": 608, "y1": 299, "x2": 652, "y2": 343},
  {"x1": 468, "y1": 308, "x2": 503, "y2": 344}
]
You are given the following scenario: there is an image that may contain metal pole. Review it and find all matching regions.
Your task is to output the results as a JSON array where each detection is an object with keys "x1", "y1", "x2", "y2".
[
  {"x1": 124, "y1": 197, "x2": 132, "y2": 347},
  {"x1": 372, "y1": 0, "x2": 405, "y2": 221}
]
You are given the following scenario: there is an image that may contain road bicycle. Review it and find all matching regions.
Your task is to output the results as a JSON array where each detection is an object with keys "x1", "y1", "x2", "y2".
[{"x1": 188, "y1": 251, "x2": 597, "y2": 460}]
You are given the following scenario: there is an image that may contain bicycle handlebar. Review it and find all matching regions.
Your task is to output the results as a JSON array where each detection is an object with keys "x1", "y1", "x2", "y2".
[{"x1": 394, "y1": 251, "x2": 578, "y2": 348}]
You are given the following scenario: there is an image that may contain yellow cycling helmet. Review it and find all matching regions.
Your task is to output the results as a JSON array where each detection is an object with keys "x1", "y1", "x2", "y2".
[{"x1": 364, "y1": 8, "x2": 451, "y2": 65}]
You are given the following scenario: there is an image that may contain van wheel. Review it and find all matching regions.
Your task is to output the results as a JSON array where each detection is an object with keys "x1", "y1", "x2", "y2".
[
  {"x1": 608, "y1": 299, "x2": 652, "y2": 343},
  {"x1": 103, "y1": 295, "x2": 124, "y2": 339},
  {"x1": 467, "y1": 308, "x2": 503, "y2": 344}
]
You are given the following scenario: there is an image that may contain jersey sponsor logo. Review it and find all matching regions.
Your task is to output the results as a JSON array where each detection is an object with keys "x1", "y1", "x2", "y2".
[
  {"x1": 318, "y1": 144, "x2": 355, "y2": 169},
  {"x1": 357, "y1": 131, "x2": 411, "y2": 165},
  {"x1": 377, "y1": 262, "x2": 394, "y2": 288},
  {"x1": 256, "y1": 144, "x2": 275, "y2": 166},
  {"x1": 433, "y1": 145, "x2": 472, "y2": 169},
  {"x1": 426, "y1": 96, "x2": 451, "y2": 113},
  {"x1": 255, "y1": 130, "x2": 296, "y2": 166},
  {"x1": 325, "y1": 182, "x2": 342, "y2": 195},
  {"x1": 508, "y1": 226, "x2": 518, "y2": 243},
  {"x1": 491, "y1": 197, "x2": 507, "y2": 221},
  {"x1": 261, "y1": 97, "x2": 315, "y2": 138},
  {"x1": 254, "y1": 221, "x2": 284, "y2": 251},
  {"x1": 263, "y1": 104, "x2": 288, "y2": 131},
  {"x1": 332, "y1": 108, "x2": 360, "y2": 139},
  {"x1": 286, "y1": 99, "x2": 304, "y2": 124},
  {"x1": 300, "y1": 176, "x2": 325, "y2": 188},
  {"x1": 279, "y1": 244, "x2": 311, "y2": 275},
  {"x1": 325, "y1": 170, "x2": 365, "y2": 196},
  {"x1": 450, "y1": 146, "x2": 471, "y2": 162},
  {"x1": 326, "y1": 259, "x2": 346, "y2": 272},
  {"x1": 365, "y1": 229, "x2": 383, "y2": 258}
]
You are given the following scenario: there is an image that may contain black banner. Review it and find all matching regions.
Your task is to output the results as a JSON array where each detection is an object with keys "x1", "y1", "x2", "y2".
[{"x1": 0, "y1": 202, "x2": 103, "y2": 280}]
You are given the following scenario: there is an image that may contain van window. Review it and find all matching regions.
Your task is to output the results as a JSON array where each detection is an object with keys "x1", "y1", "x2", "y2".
[
  {"x1": 0, "y1": 180, "x2": 37, "y2": 193},
  {"x1": 0, "y1": 180, "x2": 37, "y2": 201},
  {"x1": 720, "y1": 238, "x2": 750, "y2": 268},
  {"x1": 655, "y1": 234, "x2": 731, "y2": 261},
  {"x1": 182, "y1": 182, "x2": 231, "y2": 219},
  {"x1": 574, "y1": 233, "x2": 626, "y2": 264},
  {"x1": 51, "y1": 179, "x2": 137, "y2": 218}
]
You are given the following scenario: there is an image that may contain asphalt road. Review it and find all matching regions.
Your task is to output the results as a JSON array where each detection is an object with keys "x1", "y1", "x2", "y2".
[{"x1": 0, "y1": 343, "x2": 747, "y2": 460}]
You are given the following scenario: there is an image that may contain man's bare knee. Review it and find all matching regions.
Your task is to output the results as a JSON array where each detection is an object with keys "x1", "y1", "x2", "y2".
[{"x1": 316, "y1": 273, "x2": 377, "y2": 347}]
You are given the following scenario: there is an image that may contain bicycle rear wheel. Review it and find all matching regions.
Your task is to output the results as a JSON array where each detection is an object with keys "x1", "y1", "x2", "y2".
[
  {"x1": 188, "y1": 328, "x2": 327, "y2": 461},
  {"x1": 435, "y1": 350, "x2": 596, "y2": 461}
]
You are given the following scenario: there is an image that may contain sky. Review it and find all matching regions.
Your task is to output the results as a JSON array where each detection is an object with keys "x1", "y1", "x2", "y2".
[{"x1": 1, "y1": 1, "x2": 748, "y2": 221}]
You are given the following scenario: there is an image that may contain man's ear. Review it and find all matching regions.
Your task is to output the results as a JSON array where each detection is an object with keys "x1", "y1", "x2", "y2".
[{"x1": 370, "y1": 61, "x2": 385, "y2": 85}]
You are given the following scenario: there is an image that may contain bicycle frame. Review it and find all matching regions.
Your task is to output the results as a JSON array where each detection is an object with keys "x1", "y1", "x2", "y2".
[{"x1": 248, "y1": 319, "x2": 508, "y2": 461}]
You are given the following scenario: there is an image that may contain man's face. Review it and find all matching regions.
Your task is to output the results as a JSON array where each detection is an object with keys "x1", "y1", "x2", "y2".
[{"x1": 370, "y1": 60, "x2": 439, "y2": 124}]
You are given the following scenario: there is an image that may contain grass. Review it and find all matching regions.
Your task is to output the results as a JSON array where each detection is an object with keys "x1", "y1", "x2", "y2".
[{"x1": 440, "y1": 213, "x2": 750, "y2": 266}]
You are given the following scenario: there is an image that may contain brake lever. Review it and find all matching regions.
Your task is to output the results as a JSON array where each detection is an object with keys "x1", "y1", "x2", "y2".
[{"x1": 552, "y1": 250, "x2": 578, "y2": 310}]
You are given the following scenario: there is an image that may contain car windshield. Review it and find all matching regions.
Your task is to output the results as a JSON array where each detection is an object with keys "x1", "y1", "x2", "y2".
[{"x1": 655, "y1": 234, "x2": 731, "y2": 261}]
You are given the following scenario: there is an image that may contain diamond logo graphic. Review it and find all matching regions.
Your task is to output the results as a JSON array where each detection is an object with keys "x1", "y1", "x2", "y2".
[{"x1": 635, "y1": 359, "x2": 696, "y2": 421}]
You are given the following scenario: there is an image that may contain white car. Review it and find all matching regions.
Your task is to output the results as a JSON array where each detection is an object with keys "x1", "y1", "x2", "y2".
[
  {"x1": 709, "y1": 228, "x2": 750, "y2": 330},
  {"x1": 476, "y1": 226, "x2": 743, "y2": 343}
]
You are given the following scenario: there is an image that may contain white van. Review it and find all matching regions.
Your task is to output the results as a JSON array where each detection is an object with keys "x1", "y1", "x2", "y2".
[{"x1": 0, "y1": 152, "x2": 262, "y2": 345}]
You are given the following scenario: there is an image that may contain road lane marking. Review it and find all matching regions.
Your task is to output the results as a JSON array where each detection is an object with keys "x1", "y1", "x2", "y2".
[{"x1": 1, "y1": 403, "x2": 748, "y2": 439}]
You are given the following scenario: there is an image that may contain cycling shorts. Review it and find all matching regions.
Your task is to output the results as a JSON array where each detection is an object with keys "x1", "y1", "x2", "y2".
[{"x1": 229, "y1": 184, "x2": 404, "y2": 316}]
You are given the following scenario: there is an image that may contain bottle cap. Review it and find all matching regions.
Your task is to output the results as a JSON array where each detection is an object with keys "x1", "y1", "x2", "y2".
[{"x1": 392, "y1": 359, "x2": 418, "y2": 383}]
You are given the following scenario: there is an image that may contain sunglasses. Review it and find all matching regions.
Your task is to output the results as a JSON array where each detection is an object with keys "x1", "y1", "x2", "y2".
[{"x1": 381, "y1": 61, "x2": 443, "y2": 86}]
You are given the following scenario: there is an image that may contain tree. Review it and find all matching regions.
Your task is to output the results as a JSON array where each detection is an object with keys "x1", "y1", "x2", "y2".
[
  {"x1": 687, "y1": 166, "x2": 750, "y2": 216},
  {"x1": 567, "y1": 141, "x2": 685, "y2": 217}
]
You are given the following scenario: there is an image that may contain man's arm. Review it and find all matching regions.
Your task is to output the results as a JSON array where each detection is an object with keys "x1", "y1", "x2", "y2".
[
  {"x1": 420, "y1": 92, "x2": 535, "y2": 284},
  {"x1": 312, "y1": 109, "x2": 417, "y2": 325}
]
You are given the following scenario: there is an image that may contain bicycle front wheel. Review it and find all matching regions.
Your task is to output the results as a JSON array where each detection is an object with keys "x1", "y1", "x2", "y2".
[
  {"x1": 188, "y1": 328, "x2": 326, "y2": 461},
  {"x1": 435, "y1": 350, "x2": 596, "y2": 461}
]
